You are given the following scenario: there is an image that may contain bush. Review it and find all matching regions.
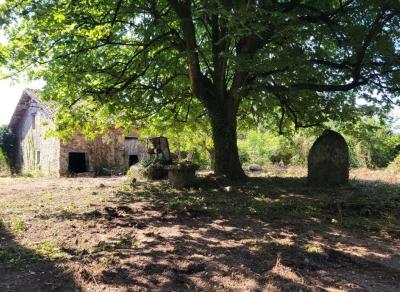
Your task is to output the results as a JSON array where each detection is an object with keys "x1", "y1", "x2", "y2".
[
  {"x1": 127, "y1": 158, "x2": 169, "y2": 180},
  {"x1": 0, "y1": 149, "x2": 11, "y2": 175},
  {"x1": 238, "y1": 130, "x2": 295, "y2": 166},
  {"x1": 386, "y1": 155, "x2": 400, "y2": 174},
  {"x1": 238, "y1": 118, "x2": 400, "y2": 169},
  {"x1": 0, "y1": 126, "x2": 17, "y2": 173}
]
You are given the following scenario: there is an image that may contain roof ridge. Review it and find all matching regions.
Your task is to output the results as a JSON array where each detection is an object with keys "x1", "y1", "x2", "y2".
[{"x1": 9, "y1": 88, "x2": 57, "y2": 129}]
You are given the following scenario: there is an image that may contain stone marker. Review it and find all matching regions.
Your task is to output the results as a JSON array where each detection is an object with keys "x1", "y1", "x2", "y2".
[
  {"x1": 249, "y1": 164, "x2": 262, "y2": 172},
  {"x1": 308, "y1": 130, "x2": 349, "y2": 185}
]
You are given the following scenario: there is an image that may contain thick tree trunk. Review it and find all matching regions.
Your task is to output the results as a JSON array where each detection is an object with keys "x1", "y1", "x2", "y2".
[{"x1": 208, "y1": 104, "x2": 246, "y2": 181}]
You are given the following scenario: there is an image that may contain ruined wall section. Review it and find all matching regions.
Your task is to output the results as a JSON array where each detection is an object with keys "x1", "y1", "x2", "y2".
[
  {"x1": 59, "y1": 129, "x2": 126, "y2": 175},
  {"x1": 17, "y1": 100, "x2": 60, "y2": 176}
]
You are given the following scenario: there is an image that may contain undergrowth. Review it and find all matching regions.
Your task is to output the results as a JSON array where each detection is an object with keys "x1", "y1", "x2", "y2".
[{"x1": 126, "y1": 177, "x2": 400, "y2": 236}]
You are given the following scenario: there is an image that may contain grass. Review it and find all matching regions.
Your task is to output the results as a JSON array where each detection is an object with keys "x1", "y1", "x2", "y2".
[
  {"x1": 0, "y1": 219, "x2": 27, "y2": 236},
  {"x1": 0, "y1": 244, "x2": 42, "y2": 270},
  {"x1": 304, "y1": 244, "x2": 322, "y2": 254},
  {"x1": 0, "y1": 173, "x2": 398, "y2": 290},
  {"x1": 127, "y1": 177, "x2": 400, "y2": 236},
  {"x1": 34, "y1": 240, "x2": 66, "y2": 260},
  {"x1": 0, "y1": 240, "x2": 65, "y2": 270},
  {"x1": 13, "y1": 219, "x2": 27, "y2": 232},
  {"x1": 94, "y1": 236, "x2": 135, "y2": 253}
]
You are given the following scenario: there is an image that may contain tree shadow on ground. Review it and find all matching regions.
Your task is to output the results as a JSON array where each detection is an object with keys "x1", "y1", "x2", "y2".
[
  {"x1": 6, "y1": 175, "x2": 398, "y2": 291},
  {"x1": 0, "y1": 221, "x2": 81, "y2": 291},
  {"x1": 134, "y1": 176, "x2": 400, "y2": 237},
  {"x1": 46, "y1": 176, "x2": 399, "y2": 291}
]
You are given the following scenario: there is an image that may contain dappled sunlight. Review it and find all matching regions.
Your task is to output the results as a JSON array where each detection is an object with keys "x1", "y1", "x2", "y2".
[
  {"x1": 0, "y1": 174, "x2": 399, "y2": 290},
  {"x1": 0, "y1": 218, "x2": 81, "y2": 291}
]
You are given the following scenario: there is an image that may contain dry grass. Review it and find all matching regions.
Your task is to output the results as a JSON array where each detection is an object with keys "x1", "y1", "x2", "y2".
[
  {"x1": 0, "y1": 168, "x2": 399, "y2": 291},
  {"x1": 350, "y1": 167, "x2": 400, "y2": 184}
]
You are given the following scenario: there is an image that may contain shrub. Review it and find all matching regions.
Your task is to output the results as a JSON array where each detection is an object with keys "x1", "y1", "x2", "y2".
[
  {"x1": 238, "y1": 130, "x2": 295, "y2": 166},
  {"x1": 387, "y1": 155, "x2": 400, "y2": 174},
  {"x1": 127, "y1": 158, "x2": 169, "y2": 180},
  {"x1": 0, "y1": 126, "x2": 17, "y2": 173},
  {"x1": 238, "y1": 118, "x2": 400, "y2": 169},
  {"x1": 341, "y1": 118, "x2": 400, "y2": 168},
  {"x1": 0, "y1": 149, "x2": 11, "y2": 175}
]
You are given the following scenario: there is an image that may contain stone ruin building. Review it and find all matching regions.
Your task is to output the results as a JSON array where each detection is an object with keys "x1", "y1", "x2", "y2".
[{"x1": 9, "y1": 89, "x2": 146, "y2": 176}]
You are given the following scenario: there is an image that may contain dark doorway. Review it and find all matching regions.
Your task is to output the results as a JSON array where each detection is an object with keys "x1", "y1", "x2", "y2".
[
  {"x1": 129, "y1": 155, "x2": 139, "y2": 166},
  {"x1": 68, "y1": 152, "x2": 87, "y2": 173}
]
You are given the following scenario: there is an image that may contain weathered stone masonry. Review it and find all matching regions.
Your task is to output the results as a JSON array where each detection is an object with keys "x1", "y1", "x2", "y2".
[{"x1": 9, "y1": 89, "x2": 136, "y2": 176}]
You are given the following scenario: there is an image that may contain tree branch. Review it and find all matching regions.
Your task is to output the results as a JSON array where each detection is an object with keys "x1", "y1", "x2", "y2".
[{"x1": 167, "y1": 0, "x2": 215, "y2": 107}]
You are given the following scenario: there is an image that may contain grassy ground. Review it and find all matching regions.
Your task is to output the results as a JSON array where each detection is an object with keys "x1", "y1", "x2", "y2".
[{"x1": 0, "y1": 168, "x2": 399, "y2": 291}]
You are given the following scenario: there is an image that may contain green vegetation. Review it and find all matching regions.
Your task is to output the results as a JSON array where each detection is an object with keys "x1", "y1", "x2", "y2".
[
  {"x1": 34, "y1": 240, "x2": 66, "y2": 260},
  {"x1": 140, "y1": 121, "x2": 214, "y2": 168},
  {"x1": 237, "y1": 118, "x2": 400, "y2": 169},
  {"x1": 0, "y1": 148, "x2": 9, "y2": 175},
  {"x1": 341, "y1": 119, "x2": 400, "y2": 168},
  {"x1": 304, "y1": 244, "x2": 322, "y2": 254},
  {"x1": 128, "y1": 177, "x2": 400, "y2": 236},
  {"x1": 127, "y1": 157, "x2": 169, "y2": 180},
  {"x1": 137, "y1": 117, "x2": 399, "y2": 170},
  {"x1": 0, "y1": 244, "x2": 41, "y2": 270},
  {"x1": 94, "y1": 236, "x2": 135, "y2": 252},
  {"x1": 0, "y1": 125, "x2": 17, "y2": 174},
  {"x1": 12, "y1": 219, "x2": 27, "y2": 233},
  {"x1": 387, "y1": 154, "x2": 400, "y2": 174},
  {"x1": 1, "y1": 1, "x2": 399, "y2": 180},
  {"x1": 238, "y1": 129, "x2": 303, "y2": 166},
  {"x1": 0, "y1": 221, "x2": 41, "y2": 270}
]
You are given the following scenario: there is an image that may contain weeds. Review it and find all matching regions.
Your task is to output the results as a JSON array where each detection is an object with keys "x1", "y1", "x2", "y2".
[
  {"x1": 13, "y1": 219, "x2": 27, "y2": 232},
  {"x1": 94, "y1": 236, "x2": 135, "y2": 252},
  {"x1": 130, "y1": 177, "x2": 400, "y2": 235},
  {"x1": 304, "y1": 244, "x2": 322, "y2": 254},
  {"x1": 40, "y1": 193, "x2": 54, "y2": 201},
  {"x1": 34, "y1": 240, "x2": 66, "y2": 260},
  {"x1": 0, "y1": 244, "x2": 41, "y2": 270}
]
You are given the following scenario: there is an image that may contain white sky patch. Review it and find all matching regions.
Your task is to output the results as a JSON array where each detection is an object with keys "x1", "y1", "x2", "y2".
[
  {"x1": 357, "y1": 92, "x2": 400, "y2": 133},
  {"x1": 0, "y1": 31, "x2": 6, "y2": 43},
  {"x1": 392, "y1": 106, "x2": 400, "y2": 132},
  {"x1": 0, "y1": 28, "x2": 45, "y2": 125},
  {"x1": 0, "y1": 79, "x2": 45, "y2": 125}
]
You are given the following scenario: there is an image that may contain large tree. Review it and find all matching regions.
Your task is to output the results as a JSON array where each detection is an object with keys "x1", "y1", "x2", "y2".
[{"x1": 1, "y1": 0, "x2": 399, "y2": 180}]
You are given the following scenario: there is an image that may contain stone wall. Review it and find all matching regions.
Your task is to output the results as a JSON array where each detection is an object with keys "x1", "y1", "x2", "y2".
[
  {"x1": 16, "y1": 100, "x2": 60, "y2": 176},
  {"x1": 14, "y1": 97, "x2": 140, "y2": 176},
  {"x1": 59, "y1": 129, "x2": 126, "y2": 175},
  {"x1": 125, "y1": 138, "x2": 148, "y2": 161}
]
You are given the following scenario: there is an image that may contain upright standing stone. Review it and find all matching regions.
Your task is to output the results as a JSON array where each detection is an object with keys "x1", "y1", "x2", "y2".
[{"x1": 308, "y1": 130, "x2": 349, "y2": 185}]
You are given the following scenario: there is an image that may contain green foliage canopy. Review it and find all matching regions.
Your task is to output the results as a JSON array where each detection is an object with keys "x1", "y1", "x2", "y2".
[{"x1": 1, "y1": 0, "x2": 399, "y2": 178}]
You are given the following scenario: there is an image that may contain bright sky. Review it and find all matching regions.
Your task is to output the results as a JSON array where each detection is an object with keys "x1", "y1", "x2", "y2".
[
  {"x1": 0, "y1": 28, "x2": 46, "y2": 125},
  {"x1": 391, "y1": 107, "x2": 400, "y2": 132},
  {"x1": 0, "y1": 79, "x2": 45, "y2": 125}
]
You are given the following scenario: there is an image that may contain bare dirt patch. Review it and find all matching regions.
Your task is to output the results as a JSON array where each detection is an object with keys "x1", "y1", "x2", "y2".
[{"x1": 0, "y1": 169, "x2": 399, "y2": 291}]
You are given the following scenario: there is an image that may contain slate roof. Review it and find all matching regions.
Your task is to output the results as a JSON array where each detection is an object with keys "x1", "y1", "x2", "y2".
[{"x1": 9, "y1": 89, "x2": 57, "y2": 130}]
